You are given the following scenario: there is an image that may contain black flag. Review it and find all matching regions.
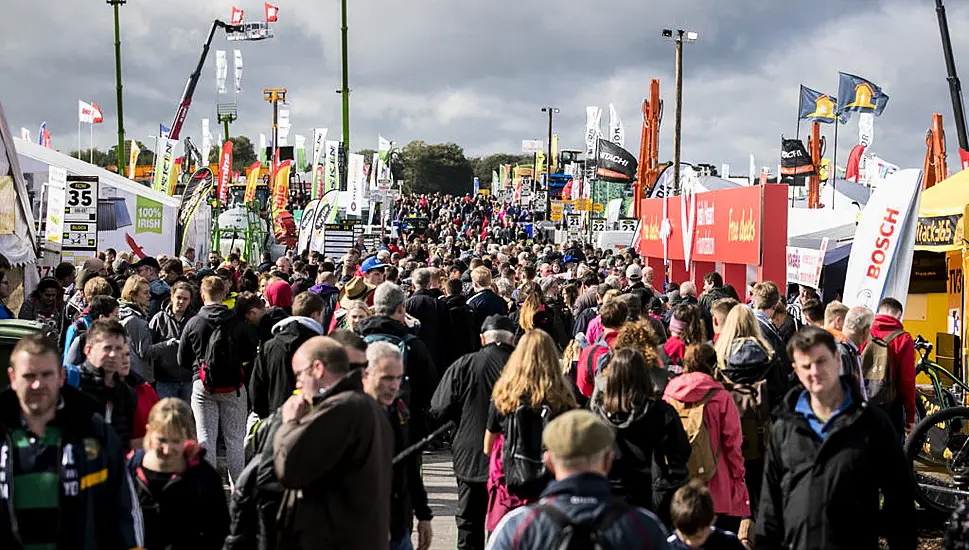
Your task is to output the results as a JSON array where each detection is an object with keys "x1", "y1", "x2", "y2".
[
  {"x1": 780, "y1": 137, "x2": 815, "y2": 179},
  {"x1": 595, "y1": 138, "x2": 638, "y2": 182}
]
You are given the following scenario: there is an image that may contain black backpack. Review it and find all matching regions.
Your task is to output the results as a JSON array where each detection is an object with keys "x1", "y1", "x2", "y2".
[
  {"x1": 199, "y1": 318, "x2": 245, "y2": 394},
  {"x1": 503, "y1": 404, "x2": 553, "y2": 492},
  {"x1": 529, "y1": 501, "x2": 631, "y2": 550}
]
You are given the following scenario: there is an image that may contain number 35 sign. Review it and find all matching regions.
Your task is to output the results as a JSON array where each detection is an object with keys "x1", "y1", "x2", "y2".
[{"x1": 64, "y1": 175, "x2": 99, "y2": 251}]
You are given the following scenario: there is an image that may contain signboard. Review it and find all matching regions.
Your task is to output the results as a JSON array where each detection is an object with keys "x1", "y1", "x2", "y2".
[
  {"x1": 915, "y1": 214, "x2": 962, "y2": 251},
  {"x1": 44, "y1": 166, "x2": 67, "y2": 248},
  {"x1": 591, "y1": 219, "x2": 607, "y2": 233},
  {"x1": 550, "y1": 200, "x2": 564, "y2": 222},
  {"x1": 786, "y1": 238, "x2": 829, "y2": 289},
  {"x1": 322, "y1": 222, "x2": 358, "y2": 257},
  {"x1": 64, "y1": 175, "x2": 98, "y2": 251},
  {"x1": 617, "y1": 217, "x2": 638, "y2": 233},
  {"x1": 566, "y1": 213, "x2": 581, "y2": 230},
  {"x1": 533, "y1": 190, "x2": 548, "y2": 212},
  {"x1": 576, "y1": 198, "x2": 592, "y2": 211},
  {"x1": 948, "y1": 249, "x2": 963, "y2": 310},
  {"x1": 592, "y1": 203, "x2": 604, "y2": 213},
  {"x1": 521, "y1": 139, "x2": 544, "y2": 154}
]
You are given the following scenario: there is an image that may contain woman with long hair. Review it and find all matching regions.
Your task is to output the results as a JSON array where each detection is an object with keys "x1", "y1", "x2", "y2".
[
  {"x1": 591, "y1": 348, "x2": 690, "y2": 526},
  {"x1": 18, "y1": 277, "x2": 63, "y2": 339},
  {"x1": 119, "y1": 275, "x2": 169, "y2": 384},
  {"x1": 509, "y1": 281, "x2": 554, "y2": 344},
  {"x1": 663, "y1": 344, "x2": 750, "y2": 534},
  {"x1": 612, "y1": 320, "x2": 672, "y2": 395},
  {"x1": 484, "y1": 330, "x2": 576, "y2": 531},
  {"x1": 663, "y1": 304, "x2": 706, "y2": 372}
]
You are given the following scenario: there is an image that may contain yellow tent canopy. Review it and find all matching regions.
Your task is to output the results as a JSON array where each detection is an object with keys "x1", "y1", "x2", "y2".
[{"x1": 915, "y1": 168, "x2": 969, "y2": 252}]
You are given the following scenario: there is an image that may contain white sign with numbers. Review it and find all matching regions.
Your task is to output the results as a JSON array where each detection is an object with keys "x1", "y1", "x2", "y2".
[
  {"x1": 618, "y1": 218, "x2": 638, "y2": 233},
  {"x1": 591, "y1": 219, "x2": 606, "y2": 233},
  {"x1": 64, "y1": 176, "x2": 98, "y2": 251},
  {"x1": 533, "y1": 190, "x2": 547, "y2": 212},
  {"x1": 567, "y1": 214, "x2": 581, "y2": 229}
]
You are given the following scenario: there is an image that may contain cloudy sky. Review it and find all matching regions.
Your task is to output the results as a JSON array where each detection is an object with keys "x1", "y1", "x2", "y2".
[{"x1": 2, "y1": 0, "x2": 968, "y2": 175}]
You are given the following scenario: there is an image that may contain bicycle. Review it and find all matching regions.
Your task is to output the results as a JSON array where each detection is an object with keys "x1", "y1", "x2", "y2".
[{"x1": 903, "y1": 335, "x2": 969, "y2": 515}]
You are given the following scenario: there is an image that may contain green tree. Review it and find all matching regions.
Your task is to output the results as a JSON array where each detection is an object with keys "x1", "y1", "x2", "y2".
[
  {"x1": 469, "y1": 153, "x2": 533, "y2": 187},
  {"x1": 208, "y1": 136, "x2": 258, "y2": 172},
  {"x1": 398, "y1": 140, "x2": 475, "y2": 195},
  {"x1": 68, "y1": 149, "x2": 110, "y2": 168}
]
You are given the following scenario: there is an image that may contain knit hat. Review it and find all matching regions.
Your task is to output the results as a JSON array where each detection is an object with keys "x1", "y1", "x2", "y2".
[{"x1": 543, "y1": 410, "x2": 615, "y2": 459}]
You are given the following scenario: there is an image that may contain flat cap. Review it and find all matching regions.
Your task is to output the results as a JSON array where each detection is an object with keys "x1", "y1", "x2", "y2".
[{"x1": 542, "y1": 410, "x2": 615, "y2": 459}]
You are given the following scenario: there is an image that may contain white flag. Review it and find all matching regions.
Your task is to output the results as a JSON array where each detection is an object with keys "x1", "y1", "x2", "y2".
[
  {"x1": 347, "y1": 153, "x2": 366, "y2": 216},
  {"x1": 748, "y1": 153, "x2": 756, "y2": 186},
  {"x1": 201, "y1": 119, "x2": 212, "y2": 163},
  {"x1": 215, "y1": 50, "x2": 228, "y2": 94},
  {"x1": 259, "y1": 133, "x2": 267, "y2": 162},
  {"x1": 78, "y1": 100, "x2": 97, "y2": 123},
  {"x1": 585, "y1": 106, "x2": 601, "y2": 157},
  {"x1": 233, "y1": 50, "x2": 243, "y2": 94},
  {"x1": 843, "y1": 169, "x2": 923, "y2": 309},
  {"x1": 20, "y1": 128, "x2": 30, "y2": 141},
  {"x1": 608, "y1": 103, "x2": 625, "y2": 148},
  {"x1": 277, "y1": 106, "x2": 291, "y2": 145}
]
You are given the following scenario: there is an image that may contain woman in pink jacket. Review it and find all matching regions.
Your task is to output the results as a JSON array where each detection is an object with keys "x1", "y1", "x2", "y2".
[{"x1": 663, "y1": 343, "x2": 751, "y2": 534}]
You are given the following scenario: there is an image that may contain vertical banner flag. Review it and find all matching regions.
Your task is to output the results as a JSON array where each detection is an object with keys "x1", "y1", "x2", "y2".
[
  {"x1": 798, "y1": 85, "x2": 846, "y2": 124},
  {"x1": 38, "y1": 122, "x2": 51, "y2": 147},
  {"x1": 843, "y1": 169, "x2": 923, "y2": 309},
  {"x1": 215, "y1": 50, "x2": 228, "y2": 94},
  {"x1": 233, "y1": 50, "x2": 243, "y2": 94},
  {"x1": 324, "y1": 140, "x2": 339, "y2": 194},
  {"x1": 258, "y1": 133, "x2": 267, "y2": 163},
  {"x1": 265, "y1": 2, "x2": 279, "y2": 22},
  {"x1": 608, "y1": 103, "x2": 625, "y2": 147},
  {"x1": 45, "y1": 166, "x2": 67, "y2": 248},
  {"x1": 244, "y1": 161, "x2": 261, "y2": 203},
  {"x1": 551, "y1": 134, "x2": 559, "y2": 172},
  {"x1": 378, "y1": 135, "x2": 392, "y2": 182},
  {"x1": 277, "y1": 107, "x2": 291, "y2": 145},
  {"x1": 19, "y1": 128, "x2": 29, "y2": 141},
  {"x1": 152, "y1": 138, "x2": 177, "y2": 193},
  {"x1": 585, "y1": 106, "x2": 602, "y2": 159},
  {"x1": 297, "y1": 199, "x2": 319, "y2": 254},
  {"x1": 749, "y1": 153, "x2": 756, "y2": 185},
  {"x1": 230, "y1": 6, "x2": 244, "y2": 24},
  {"x1": 347, "y1": 153, "x2": 365, "y2": 217},
  {"x1": 201, "y1": 118, "x2": 211, "y2": 163},
  {"x1": 128, "y1": 140, "x2": 140, "y2": 179},
  {"x1": 311, "y1": 128, "x2": 327, "y2": 198},
  {"x1": 498, "y1": 164, "x2": 508, "y2": 192},
  {"x1": 168, "y1": 157, "x2": 182, "y2": 196},
  {"x1": 492, "y1": 170, "x2": 499, "y2": 191},
  {"x1": 271, "y1": 162, "x2": 291, "y2": 237},
  {"x1": 217, "y1": 141, "x2": 234, "y2": 203},
  {"x1": 295, "y1": 135, "x2": 307, "y2": 170},
  {"x1": 836, "y1": 72, "x2": 889, "y2": 118},
  {"x1": 160, "y1": 123, "x2": 170, "y2": 139}
]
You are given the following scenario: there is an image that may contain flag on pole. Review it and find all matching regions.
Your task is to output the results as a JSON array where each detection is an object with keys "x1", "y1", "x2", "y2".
[
  {"x1": 233, "y1": 50, "x2": 243, "y2": 94},
  {"x1": 153, "y1": 138, "x2": 178, "y2": 193},
  {"x1": 128, "y1": 140, "x2": 140, "y2": 179},
  {"x1": 78, "y1": 100, "x2": 98, "y2": 123},
  {"x1": 38, "y1": 122, "x2": 51, "y2": 148},
  {"x1": 20, "y1": 128, "x2": 30, "y2": 141},
  {"x1": 836, "y1": 72, "x2": 890, "y2": 117},
  {"x1": 551, "y1": 134, "x2": 559, "y2": 172},
  {"x1": 230, "y1": 6, "x2": 244, "y2": 24},
  {"x1": 216, "y1": 51, "x2": 228, "y2": 94},
  {"x1": 258, "y1": 133, "x2": 267, "y2": 163},
  {"x1": 265, "y1": 2, "x2": 279, "y2": 22},
  {"x1": 201, "y1": 119, "x2": 211, "y2": 163},
  {"x1": 295, "y1": 135, "x2": 307, "y2": 170},
  {"x1": 160, "y1": 123, "x2": 171, "y2": 139},
  {"x1": 608, "y1": 103, "x2": 625, "y2": 148},
  {"x1": 91, "y1": 104, "x2": 103, "y2": 124},
  {"x1": 311, "y1": 128, "x2": 327, "y2": 198}
]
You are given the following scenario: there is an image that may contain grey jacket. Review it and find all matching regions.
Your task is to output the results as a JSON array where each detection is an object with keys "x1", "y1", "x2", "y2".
[
  {"x1": 119, "y1": 301, "x2": 172, "y2": 383},
  {"x1": 149, "y1": 304, "x2": 196, "y2": 384}
]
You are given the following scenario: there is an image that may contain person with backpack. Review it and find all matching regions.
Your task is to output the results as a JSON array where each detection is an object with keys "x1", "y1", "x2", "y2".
[
  {"x1": 429, "y1": 314, "x2": 516, "y2": 550},
  {"x1": 127, "y1": 398, "x2": 228, "y2": 549},
  {"x1": 356, "y1": 282, "x2": 439, "y2": 439},
  {"x1": 483, "y1": 330, "x2": 577, "y2": 531},
  {"x1": 249, "y1": 291, "x2": 327, "y2": 419},
  {"x1": 664, "y1": 344, "x2": 750, "y2": 536},
  {"x1": 486, "y1": 410, "x2": 670, "y2": 550},
  {"x1": 757, "y1": 327, "x2": 915, "y2": 549},
  {"x1": 62, "y1": 275, "x2": 114, "y2": 359},
  {"x1": 64, "y1": 294, "x2": 120, "y2": 386},
  {"x1": 663, "y1": 304, "x2": 707, "y2": 373},
  {"x1": 713, "y1": 305, "x2": 787, "y2": 517},
  {"x1": 575, "y1": 300, "x2": 629, "y2": 400},
  {"x1": 178, "y1": 275, "x2": 251, "y2": 482},
  {"x1": 308, "y1": 270, "x2": 341, "y2": 331},
  {"x1": 590, "y1": 348, "x2": 690, "y2": 526},
  {"x1": 867, "y1": 297, "x2": 916, "y2": 439}
]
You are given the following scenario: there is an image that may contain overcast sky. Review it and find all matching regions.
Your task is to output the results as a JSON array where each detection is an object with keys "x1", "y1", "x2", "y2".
[{"x1": 2, "y1": 0, "x2": 968, "y2": 174}]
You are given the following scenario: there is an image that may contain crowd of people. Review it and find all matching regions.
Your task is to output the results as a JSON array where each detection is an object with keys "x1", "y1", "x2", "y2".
[{"x1": 0, "y1": 190, "x2": 948, "y2": 550}]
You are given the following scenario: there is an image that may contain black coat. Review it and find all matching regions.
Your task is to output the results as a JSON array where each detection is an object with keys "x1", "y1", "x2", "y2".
[
  {"x1": 76, "y1": 362, "x2": 137, "y2": 448},
  {"x1": 429, "y1": 342, "x2": 513, "y2": 482},
  {"x1": 466, "y1": 289, "x2": 509, "y2": 347},
  {"x1": 405, "y1": 289, "x2": 452, "y2": 370},
  {"x1": 250, "y1": 317, "x2": 324, "y2": 418},
  {"x1": 127, "y1": 448, "x2": 229, "y2": 549},
  {"x1": 388, "y1": 400, "x2": 432, "y2": 539},
  {"x1": 178, "y1": 304, "x2": 256, "y2": 380},
  {"x1": 590, "y1": 398, "x2": 690, "y2": 525},
  {"x1": 439, "y1": 295, "x2": 478, "y2": 368},
  {"x1": 149, "y1": 305, "x2": 196, "y2": 384},
  {"x1": 356, "y1": 315, "x2": 439, "y2": 438},
  {"x1": 755, "y1": 387, "x2": 916, "y2": 550}
]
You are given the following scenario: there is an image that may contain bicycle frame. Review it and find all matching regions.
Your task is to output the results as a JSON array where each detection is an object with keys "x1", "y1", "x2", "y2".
[{"x1": 916, "y1": 345, "x2": 969, "y2": 412}]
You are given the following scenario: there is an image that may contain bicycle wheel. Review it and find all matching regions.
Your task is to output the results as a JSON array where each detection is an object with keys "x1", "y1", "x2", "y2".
[{"x1": 904, "y1": 405, "x2": 969, "y2": 516}]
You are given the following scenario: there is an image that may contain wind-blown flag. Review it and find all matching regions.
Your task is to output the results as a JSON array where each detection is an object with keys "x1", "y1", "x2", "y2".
[
  {"x1": 216, "y1": 51, "x2": 228, "y2": 95},
  {"x1": 230, "y1": 6, "x2": 244, "y2": 24},
  {"x1": 91, "y1": 104, "x2": 103, "y2": 124},
  {"x1": 128, "y1": 140, "x2": 140, "y2": 179},
  {"x1": 265, "y1": 2, "x2": 279, "y2": 22},
  {"x1": 608, "y1": 103, "x2": 625, "y2": 147},
  {"x1": 20, "y1": 128, "x2": 30, "y2": 141},
  {"x1": 217, "y1": 141, "x2": 234, "y2": 203},
  {"x1": 798, "y1": 85, "x2": 847, "y2": 124},
  {"x1": 38, "y1": 122, "x2": 51, "y2": 148},
  {"x1": 311, "y1": 128, "x2": 327, "y2": 198},
  {"x1": 78, "y1": 101, "x2": 99, "y2": 123},
  {"x1": 258, "y1": 134, "x2": 267, "y2": 163},
  {"x1": 233, "y1": 50, "x2": 243, "y2": 94},
  {"x1": 836, "y1": 72, "x2": 889, "y2": 117},
  {"x1": 160, "y1": 124, "x2": 171, "y2": 139},
  {"x1": 295, "y1": 135, "x2": 307, "y2": 170},
  {"x1": 201, "y1": 119, "x2": 212, "y2": 162}
]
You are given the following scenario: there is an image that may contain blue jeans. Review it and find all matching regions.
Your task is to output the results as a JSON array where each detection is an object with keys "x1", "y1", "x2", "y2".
[
  {"x1": 155, "y1": 381, "x2": 193, "y2": 403},
  {"x1": 390, "y1": 533, "x2": 413, "y2": 550}
]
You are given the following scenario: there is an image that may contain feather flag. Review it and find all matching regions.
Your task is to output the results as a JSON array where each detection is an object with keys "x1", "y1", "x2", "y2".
[
  {"x1": 215, "y1": 51, "x2": 228, "y2": 95},
  {"x1": 128, "y1": 140, "x2": 140, "y2": 179},
  {"x1": 233, "y1": 50, "x2": 243, "y2": 94},
  {"x1": 608, "y1": 103, "x2": 625, "y2": 148}
]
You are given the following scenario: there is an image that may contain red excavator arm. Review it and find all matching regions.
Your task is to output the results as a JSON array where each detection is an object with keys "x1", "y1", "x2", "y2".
[{"x1": 923, "y1": 113, "x2": 949, "y2": 190}]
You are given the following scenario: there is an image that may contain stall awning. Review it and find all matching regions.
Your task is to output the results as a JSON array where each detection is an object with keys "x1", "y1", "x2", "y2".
[{"x1": 915, "y1": 168, "x2": 969, "y2": 252}]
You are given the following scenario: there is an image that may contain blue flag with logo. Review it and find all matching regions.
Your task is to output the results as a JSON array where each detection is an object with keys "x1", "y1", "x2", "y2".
[
  {"x1": 798, "y1": 85, "x2": 847, "y2": 124},
  {"x1": 836, "y1": 72, "x2": 889, "y2": 117},
  {"x1": 160, "y1": 123, "x2": 171, "y2": 139}
]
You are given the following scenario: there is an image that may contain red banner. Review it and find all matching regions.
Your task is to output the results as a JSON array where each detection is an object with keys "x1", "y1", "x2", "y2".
[
  {"x1": 638, "y1": 185, "x2": 764, "y2": 265},
  {"x1": 217, "y1": 141, "x2": 234, "y2": 203}
]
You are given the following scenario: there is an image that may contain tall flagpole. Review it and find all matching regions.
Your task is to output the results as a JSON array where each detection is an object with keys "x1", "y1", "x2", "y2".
[{"x1": 77, "y1": 116, "x2": 81, "y2": 160}]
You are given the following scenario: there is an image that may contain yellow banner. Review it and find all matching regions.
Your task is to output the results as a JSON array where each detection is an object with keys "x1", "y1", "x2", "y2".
[{"x1": 244, "y1": 161, "x2": 262, "y2": 203}]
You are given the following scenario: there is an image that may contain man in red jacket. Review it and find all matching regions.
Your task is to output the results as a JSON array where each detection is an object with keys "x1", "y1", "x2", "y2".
[{"x1": 869, "y1": 297, "x2": 916, "y2": 438}]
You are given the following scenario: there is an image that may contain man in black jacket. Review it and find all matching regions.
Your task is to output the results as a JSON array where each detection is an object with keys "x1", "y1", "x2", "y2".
[
  {"x1": 0, "y1": 334, "x2": 143, "y2": 549},
  {"x1": 429, "y1": 315, "x2": 515, "y2": 550},
  {"x1": 250, "y1": 291, "x2": 326, "y2": 419},
  {"x1": 356, "y1": 282, "x2": 439, "y2": 440},
  {"x1": 466, "y1": 266, "x2": 508, "y2": 347},
  {"x1": 77, "y1": 319, "x2": 138, "y2": 450},
  {"x1": 405, "y1": 267, "x2": 452, "y2": 369},
  {"x1": 440, "y1": 278, "x2": 477, "y2": 368},
  {"x1": 756, "y1": 327, "x2": 915, "y2": 550}
]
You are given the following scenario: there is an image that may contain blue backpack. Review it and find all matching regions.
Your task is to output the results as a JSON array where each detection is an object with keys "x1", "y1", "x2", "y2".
[{"x1": 363, "y1": 332, "x2": 417, "y2": 402}]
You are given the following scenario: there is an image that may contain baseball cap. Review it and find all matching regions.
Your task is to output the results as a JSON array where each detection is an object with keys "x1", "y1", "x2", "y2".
[
  {"x1": 625, "y1": 264, "x2": 643, "y2": 281},
  {"x1": 361, "y1": 256, "x2": 387, "y2": 273},
  {"x1": 542, "y1": 410, "x2": 615, "y2": 459},
  {"x1": 132, "y1": 257, "x2": 161, "y2": 271},
  {"x1": 481, "y1": 314, "x2": 515, "y2": 334}
]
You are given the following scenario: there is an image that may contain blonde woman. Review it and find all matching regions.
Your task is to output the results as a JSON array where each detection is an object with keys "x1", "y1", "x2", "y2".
[
  {"x1": 484, "y1": 330, "x2": 577, "y2": 531},
  {"x1": 119, "y1": 275, "x2": 171, "y2": 383},
  {"x1": 127, "y1": 398, "x2": 229, "y2": 549}
]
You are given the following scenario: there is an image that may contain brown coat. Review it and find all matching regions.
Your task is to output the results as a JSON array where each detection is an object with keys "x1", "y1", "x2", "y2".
[{"x1": 273, "y1": 369, "x2": 394, "y2": 550}]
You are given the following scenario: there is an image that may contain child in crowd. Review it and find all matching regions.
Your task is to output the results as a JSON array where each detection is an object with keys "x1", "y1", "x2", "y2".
[{"x1": 667, "y1": 480, "x2": 749, "y2": 550}]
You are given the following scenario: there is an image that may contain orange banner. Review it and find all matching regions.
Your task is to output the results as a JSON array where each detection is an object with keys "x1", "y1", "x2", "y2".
[
  {"x1": 272, "y1": 161, "x2": 291, "y2": 216},
  {"x1": 244, "y1": 161, "x2": 261, "y2": 204}
]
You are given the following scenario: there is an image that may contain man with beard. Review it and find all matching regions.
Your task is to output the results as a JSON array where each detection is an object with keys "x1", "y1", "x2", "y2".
[{"x1": 0, "y1": 334, "x2": 143, "y2": 548}]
